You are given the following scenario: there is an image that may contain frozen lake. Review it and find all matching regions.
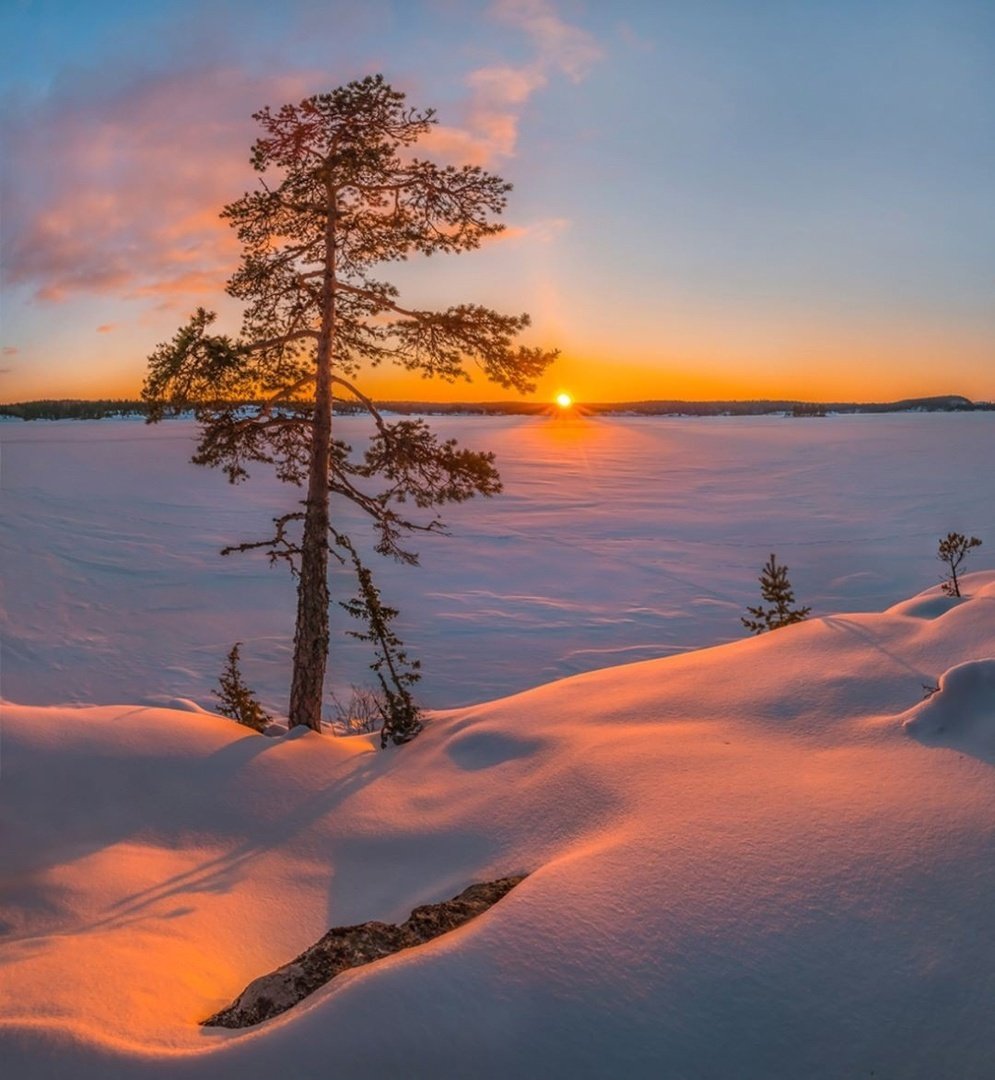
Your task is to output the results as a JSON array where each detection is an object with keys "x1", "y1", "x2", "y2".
[{"x1": 1, "y1": 412, "x2": 992, "y2": 712}]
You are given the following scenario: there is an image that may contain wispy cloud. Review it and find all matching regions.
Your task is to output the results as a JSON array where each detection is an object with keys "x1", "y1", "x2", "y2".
[
  {"x1": 2, "y1": 69, "x2": 313, "y2": 306},
  {"x1": 425, "y1": 0, "x2": 602, "y2": 164},
  {"x1": 1, "y1": 1, "x2": 599, "y2": 310},
  {"x1": 96, "y1": 324, "x2": 117, "y2": 333},
  {"x1": 492, "y1": 0, "x2": 603, "y2": 81},
  {"x1": 499, "y1": 216, "x2": 571, "y2": 243},
  {"x1": 2, "y1": 346, "x2": 19, "y2": 356}
]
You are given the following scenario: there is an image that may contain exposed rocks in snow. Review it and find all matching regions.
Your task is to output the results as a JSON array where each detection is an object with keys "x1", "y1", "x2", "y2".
[{"x1": 203, "y1": 875, "x2": 527, "y2": 1028}]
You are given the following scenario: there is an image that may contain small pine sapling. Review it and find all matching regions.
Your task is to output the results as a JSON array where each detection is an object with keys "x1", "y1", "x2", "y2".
[
  {"x1": 741, "y1": 553, "x2": 812, "y2": 634},
  {"x1": 338, "y1": 539, "x2": 423, "y2": 748},
  {"x1": 214, "y1": 642, "x2": 272, "y2": 732},
  {"x1": 937, "y1": 532, "x2": 982, "y2": 598}
]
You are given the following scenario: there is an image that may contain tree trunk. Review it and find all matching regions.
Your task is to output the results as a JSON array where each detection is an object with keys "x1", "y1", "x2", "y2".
[{"x1": 288, "y1": 180, "x2": 336, "y2": 730}]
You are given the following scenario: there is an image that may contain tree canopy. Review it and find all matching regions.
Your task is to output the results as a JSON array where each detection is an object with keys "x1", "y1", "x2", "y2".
[{"x1": 144, "y1": 75, "x2": 557, "y2": 734}]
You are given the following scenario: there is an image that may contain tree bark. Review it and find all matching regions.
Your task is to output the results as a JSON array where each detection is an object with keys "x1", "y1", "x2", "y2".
[{"x1": 288, "y1": 176, "x2": 336, "y2": 730}]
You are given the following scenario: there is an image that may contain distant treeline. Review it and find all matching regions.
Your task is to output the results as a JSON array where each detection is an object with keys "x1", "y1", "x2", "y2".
[
  {"x1": 1, "y1": 394, "x2": 990, "y2": 421},
  {"x1": 0, "y1": 399, "x2": 149, "y2": 421},
  {"x1": 603, "y1": 394, "x2": 990, "y2": 416},
  {"x1": 365, "y1": 394, "x2": 990, "y2": 417}
]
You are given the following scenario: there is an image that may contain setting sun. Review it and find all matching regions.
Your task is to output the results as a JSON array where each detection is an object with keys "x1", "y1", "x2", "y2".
[{"x1": 555, "y1": 392, "x2": 573, "y2": 409}]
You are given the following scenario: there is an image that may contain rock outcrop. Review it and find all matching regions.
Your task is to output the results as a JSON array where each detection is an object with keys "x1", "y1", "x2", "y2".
[{"x1": 203, "y1": 874, "x2": 527, "y2": 1028}]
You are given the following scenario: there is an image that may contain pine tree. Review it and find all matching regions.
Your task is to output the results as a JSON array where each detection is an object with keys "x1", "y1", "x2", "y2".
[
  {"x1": 213, "y1": 643, "x2": 272, "y2": 732},
  {"x1": 143, "y1": 76, "x2": 557, "y2": 732},
  {"x1": 741, "y1": 553, "x2": 811, "y2": 634},
  {"x1": 938, "y1": 532, "x2": 982, "y2": 597}
]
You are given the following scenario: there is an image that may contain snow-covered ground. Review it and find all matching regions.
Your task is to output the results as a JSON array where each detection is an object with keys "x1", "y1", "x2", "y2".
[
  {"x1": 3, "y1": 574, "x2": 995, "y2": 1077},
  {"x1": 2, "y1": 412, "x2": 992, "y2": 713},
  {"x1": 1, "y1": 413, "x2": 994, "y2": 1077}
]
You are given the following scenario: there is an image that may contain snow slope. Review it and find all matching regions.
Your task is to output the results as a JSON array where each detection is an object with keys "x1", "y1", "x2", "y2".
[
  {"x1": 2, "y1": 412, "x2": 992, "y2": 711},
  {"x1": 3, "y1": 573, "x2": 994, "y2": 1078}
]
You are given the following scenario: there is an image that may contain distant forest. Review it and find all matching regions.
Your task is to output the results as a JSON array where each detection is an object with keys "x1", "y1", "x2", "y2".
[{"x1": 0, "y1": 394, "x2": 989, "y2": 422}]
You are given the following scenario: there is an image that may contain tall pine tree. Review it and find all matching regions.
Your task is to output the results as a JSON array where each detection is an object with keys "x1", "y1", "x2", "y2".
[{"x1": 144, "y1": 76, "x2": 557, "y2": 731}]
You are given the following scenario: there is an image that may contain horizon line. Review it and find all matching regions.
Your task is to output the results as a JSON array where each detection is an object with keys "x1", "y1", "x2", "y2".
[{"x1": 1, "y1": 392, "x2": 986, "y2": 409}]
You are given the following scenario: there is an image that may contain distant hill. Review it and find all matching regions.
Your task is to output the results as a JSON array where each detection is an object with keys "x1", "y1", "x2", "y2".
[{"x1": 1, "y1": 394, "x2": 989, "y2": 421}]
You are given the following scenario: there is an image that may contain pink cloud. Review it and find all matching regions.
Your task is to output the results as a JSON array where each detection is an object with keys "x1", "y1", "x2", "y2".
[
  {"x1": 467, "y1": 65, "x2": 547, "y2": 107},
  {"x1": 96, "y1": 324, "x2": 117, "y2": 333},
  {"x1": 1, "y1": 3, "x2": 600, "y2": 308},
  {"x1": 497, "y1": 217, "x2": 571, "y2": 243},
  {"x1": 419, "y1": 125, "x2": 496, "y2": 167},
  {"x1": 491, "y1": 0, "x2": 603, "y2": 81},
  {"x1": 424, "y1": 2, "x2": 602, "y2": 166},
  {"x1": 2, "y1": 68, "x2": 316, "y2": 308},
  {"x1": 3, "y1": 346, "x2": 19, "y2": 356}
]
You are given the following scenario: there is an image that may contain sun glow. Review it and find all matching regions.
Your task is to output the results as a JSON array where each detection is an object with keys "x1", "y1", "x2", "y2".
[{"x1": 555, "y1": 392, "x2": 573, "y2": 409}]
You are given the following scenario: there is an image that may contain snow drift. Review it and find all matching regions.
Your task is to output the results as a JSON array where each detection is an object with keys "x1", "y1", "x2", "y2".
[
  {"x1": 904, "y1": 657, "x2": 995, "y2": 762},
  {"x1": 2, "y1": 574, "x2": 995, "y2": 1078}
]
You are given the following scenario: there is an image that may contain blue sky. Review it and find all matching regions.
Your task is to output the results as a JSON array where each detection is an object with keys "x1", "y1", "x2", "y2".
[{"x1": 2, "y1": 0, "x2": 992, "y2": 402}]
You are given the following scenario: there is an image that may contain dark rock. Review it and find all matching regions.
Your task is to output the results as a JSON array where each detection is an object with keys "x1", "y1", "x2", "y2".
[
  {"x1": 203, "y1": 874, "x2": 527, "y2": 1028},
  {"x1": 402, "y1": 877, "x2": 523, "y2": 942}
]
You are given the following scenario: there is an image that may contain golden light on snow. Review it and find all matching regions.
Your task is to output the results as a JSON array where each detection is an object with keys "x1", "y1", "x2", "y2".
[{"x1": 555, "y1": 392, "x2": 573, "y2": 409}]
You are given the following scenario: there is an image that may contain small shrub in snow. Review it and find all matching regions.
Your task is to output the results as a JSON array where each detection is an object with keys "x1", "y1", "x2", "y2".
[
  {"x1": 741, "y1": 553, "x2": 811, "y2": 634},
  {"x1": 329, "y1": 686, "x2": 385, "y2": 737},
  {"x1": 213, "y1": 642, "x2": 272, "y2": 733},
  {"x1": 938, "y1": 532, "x2": 982, "y2": 598}
]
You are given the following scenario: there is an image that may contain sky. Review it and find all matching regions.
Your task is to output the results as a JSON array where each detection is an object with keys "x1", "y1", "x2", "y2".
[{"x1": 1, "y1": 0, "x2": 992, "y2": 404}]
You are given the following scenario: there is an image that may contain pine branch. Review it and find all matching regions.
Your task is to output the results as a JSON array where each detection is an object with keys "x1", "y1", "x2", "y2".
[{"x1": 221, "y1": 510, "x2": 305, "y2": 570}]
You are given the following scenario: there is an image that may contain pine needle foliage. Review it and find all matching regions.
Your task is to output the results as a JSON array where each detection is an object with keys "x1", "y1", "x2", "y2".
[
  {"x1": 938, "y1": 532, "x2": 982, "y2": 597},
  {"x1": 337, "y1": 536, "x2": 422, "y2": 748},
  {"x1": 741, "y1": 553, "x2": 812, "y2": 634},
  {"x1": 214, "y1": 643, "x2": 272, "y2": 732},
  {"x1": 142, "y1": 75, "x2": 557, "y2": 732}
]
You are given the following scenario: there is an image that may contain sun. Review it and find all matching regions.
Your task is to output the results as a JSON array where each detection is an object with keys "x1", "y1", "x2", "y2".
[{"x1": 555, "y1": 392, "x2": 573, "y2": 409}]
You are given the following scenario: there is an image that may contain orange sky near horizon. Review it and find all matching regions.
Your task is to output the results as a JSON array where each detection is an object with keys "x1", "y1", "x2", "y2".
[
  {"x1": 8, "y1": 338, "x2": 992, "y2": 407},
  {"x1": 2, "y1": 1, "x2": 992, "y2": 407},
  {"x1": 10, "y1": 299, "x2": 990, "y2": 405}
]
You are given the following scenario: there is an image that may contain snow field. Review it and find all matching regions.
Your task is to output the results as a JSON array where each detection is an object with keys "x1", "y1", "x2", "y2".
[
  {"x1": 1, "y1": 412, "x2": 993, "y2": 1077},
  {"x1": 1, "y1": 411, "x2": 992, "y2": 713}
]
